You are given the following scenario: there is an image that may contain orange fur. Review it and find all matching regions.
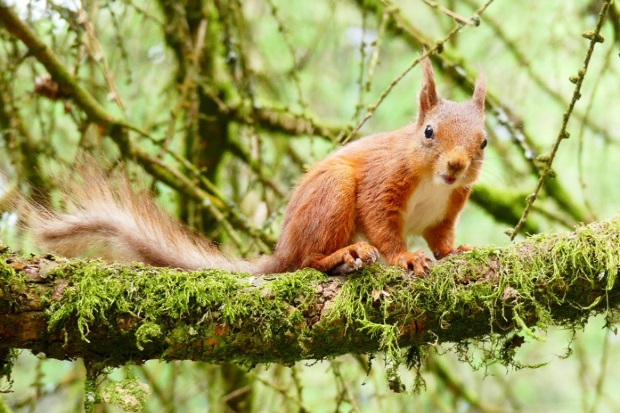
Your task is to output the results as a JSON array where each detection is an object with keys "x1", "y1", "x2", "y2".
[{"x1": 27, "y1": 58, "x2": 487, "y2": 276}]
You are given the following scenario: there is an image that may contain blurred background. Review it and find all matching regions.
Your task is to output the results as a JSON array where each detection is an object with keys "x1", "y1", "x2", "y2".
[{"x1": 1, "y1": 0, "x2": 620, "y2": 411}]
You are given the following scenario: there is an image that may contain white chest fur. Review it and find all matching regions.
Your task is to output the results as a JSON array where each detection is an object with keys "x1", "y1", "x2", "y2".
[{"x1": 402, "y1": 179, "x2": 452, "y2": 236}]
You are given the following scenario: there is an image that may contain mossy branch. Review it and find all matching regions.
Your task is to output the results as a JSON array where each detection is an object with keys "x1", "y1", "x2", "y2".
[{"x1": 0, "y1": 217, "x2": 619, "y2": 369}]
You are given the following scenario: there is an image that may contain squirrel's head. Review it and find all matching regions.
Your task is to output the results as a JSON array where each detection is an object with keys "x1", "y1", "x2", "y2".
[{"x1": 415, "y1": 57, "x2": 487, "y2": 187}]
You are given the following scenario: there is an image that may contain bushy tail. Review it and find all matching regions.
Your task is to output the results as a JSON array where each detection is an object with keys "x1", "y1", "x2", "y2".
[{"x1": 25, "y1": 161, "x2": 256, "y2": 273}]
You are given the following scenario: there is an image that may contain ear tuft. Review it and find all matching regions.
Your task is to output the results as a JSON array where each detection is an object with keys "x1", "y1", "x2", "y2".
[
  {"x1": 418, "y1": 57, "x2": 440, "y2": 118},
  {"x1": 473, "y1": 71, "x2": 486, "y2": 113}
]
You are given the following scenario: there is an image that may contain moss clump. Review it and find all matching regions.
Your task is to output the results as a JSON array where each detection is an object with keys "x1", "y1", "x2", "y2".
[
  {"x1": 0, "y1": 249, "x2": 31, "y2": 386},
  {"x1": 0, "y1": 348, "x2": 18, "y2": 390},
  {"x1": 45, "y1": 259, "x2": 328, "y2": 365},
  {"x1": 0, "y1": 249, "x2": 23, "y2": 288},
  {"x1": 326, "y1": 265, "x2": 406, "y2": 360}
]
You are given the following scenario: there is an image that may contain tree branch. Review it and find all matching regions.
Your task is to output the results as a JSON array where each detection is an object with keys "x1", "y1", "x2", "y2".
[{"x1": 1, "y1": 217, "x2": 618, "y2": 369}]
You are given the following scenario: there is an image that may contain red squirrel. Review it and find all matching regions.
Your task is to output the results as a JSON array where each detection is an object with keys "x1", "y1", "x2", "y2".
[{"x1": 29, "y1": 58, "x2": 486, "y2": 276}]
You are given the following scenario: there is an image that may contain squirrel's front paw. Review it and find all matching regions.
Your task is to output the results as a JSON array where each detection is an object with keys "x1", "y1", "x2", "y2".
[{"x1": 393, "y1": 250, "x2": 431, "y2": 277}]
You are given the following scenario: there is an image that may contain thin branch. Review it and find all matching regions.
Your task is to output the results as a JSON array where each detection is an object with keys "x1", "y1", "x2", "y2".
[
  {"x1": 427, "y1": 356, "x2": 501, "y2": 413},
  {"x1": 78, "y1": 6, "x2": 127, "y2": 114},
  {"x1": 265, "y1": 0, "x2": 309, "y2": 116},
  {"x1": 420, "y1": 0, "x2": 475, "y2": 26},
  {"x1": 510, "y1": 0, "x2": 612, "y2": 240}
]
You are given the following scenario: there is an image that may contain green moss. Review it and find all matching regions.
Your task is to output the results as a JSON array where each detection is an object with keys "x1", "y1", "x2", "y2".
[
  {"x1": 0, "y1": 249, "x2": 29, "y2": 387},
  {"x1": 83, "y1": 369, "x2": 99, "y2": 413},
  {"x1": 326, "y1": 266, "x2": 405, "y2": 361},
  {"x1": 43, "y1": 259, "x2": 331, "y2": 365},
  {"x1": 135, "y1": 322, "x2": 162, "y2": 350},
  {"x1": 0, "y1": 251, "x2": 22, "y2": 287}
]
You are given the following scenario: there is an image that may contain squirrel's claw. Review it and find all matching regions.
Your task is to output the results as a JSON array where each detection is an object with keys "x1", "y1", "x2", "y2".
[{"x1": 394, "y1": 250, "x2": 431, "y2": 277}]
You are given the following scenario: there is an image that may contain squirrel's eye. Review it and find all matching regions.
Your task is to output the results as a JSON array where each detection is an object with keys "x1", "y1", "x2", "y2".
[
  {"x1": 424, "y1": 125, "x2": 434, "y2": 140},
  {"x1": 480, "y1": 139, "x2": 488, "y2": 150}
]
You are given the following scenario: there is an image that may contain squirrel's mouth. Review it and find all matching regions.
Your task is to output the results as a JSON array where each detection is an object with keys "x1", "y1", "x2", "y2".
[{"x1": 441, "y1": 174, "x2": 457, "y2": 185}]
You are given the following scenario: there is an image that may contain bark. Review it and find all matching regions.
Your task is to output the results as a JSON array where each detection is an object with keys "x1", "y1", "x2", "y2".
[{"x1": 0, "y1": 217, "x2": 618, "y2": 369}]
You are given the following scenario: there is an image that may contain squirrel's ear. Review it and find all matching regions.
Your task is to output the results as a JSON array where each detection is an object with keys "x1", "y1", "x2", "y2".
[
  {"x1": 473, "y1": 72, "x2": 486, "y2": 113},
  {"x1": 418, "y1": 57, "x2": 439, "y2": 118}
]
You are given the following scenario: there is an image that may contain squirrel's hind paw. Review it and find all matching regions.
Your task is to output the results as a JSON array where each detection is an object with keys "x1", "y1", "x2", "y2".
[{"x1": 328, "y1": 242, "x2": 379, "y2": 275}]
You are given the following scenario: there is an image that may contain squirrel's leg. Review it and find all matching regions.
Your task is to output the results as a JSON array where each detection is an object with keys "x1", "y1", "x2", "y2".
[
  {"x1": 423, "y1": 187, "x2": 472, "y2": 259},
  {"x1": 276, "y1": 161, "x2": 379, "y2": 274},
  {"x1": 424, "y1": 222, "x2": 472, "y2": 260},
  {"x1": 299, "y1": 164, "x2": 379, "y2": 274},
  {"x1": 361, "y1": 208, "x2": 430, "y2": 276}
]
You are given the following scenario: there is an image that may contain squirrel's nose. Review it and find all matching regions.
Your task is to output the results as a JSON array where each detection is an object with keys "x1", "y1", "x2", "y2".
[{"x1": 447, "y1": 159, "x2": 466, "y2": 174}]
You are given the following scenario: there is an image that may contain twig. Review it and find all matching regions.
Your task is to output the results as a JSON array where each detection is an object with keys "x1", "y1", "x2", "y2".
[
  {"x1": 587, "y1": 328, "x2": 611, "y2": 413},
  {"x1": 120, "y1": 0, "x2": 165, "y2": 27},
  {"x1": 78, "y1": 6, "x2": 126, "y2": 114},
  {"x1": 428, "y1": 355, "x2": 501, "y2": 413},
  {"x1": 222, "y1": 97, "x2": 341, "y2": 141},
  {"x1": 266, "y1": 0, "x2": 309, "y2": 116},
  {"x1": 330, "y1": 360, "x2": 362, "y2": 413},
  {"x1": 228, "y1": 140, "x2": 286, "y2": 198},
  {"x1": 338, "y1": 9, "x2": 390, "y2": 142},
  {"x1": 510, "y1": 0, "x2": 612, "y2": 240},
  {"x1": 161, "y1": 17, "x2": 209, "y2": 157},
  {"x1": 351, "y1": 8, "x2": 369, "y2": 123},
  {"x1": 253, "y1": 374, "x2": 312, "y2": 412},
  {"x1": 420, "y1": 0, "x2": 475, "y2": 25}
]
